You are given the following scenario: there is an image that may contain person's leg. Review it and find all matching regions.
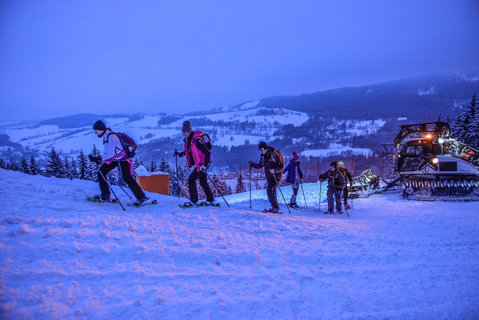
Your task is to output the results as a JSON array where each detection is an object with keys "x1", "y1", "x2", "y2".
[
  {"x1": 290, "y1": 179, "x2": 299, "y2": 204},
  {"x1": 98, "y1": 162, "x2": 116, "y2": 200},
  {"x1": 188, "y1": 170, "x2": 200, "y2": 203},
  {"x1": 119, "y1": 161, "x2": 146, "y2": 200},
  {"x1": 343, "y1": 186, "x2": 349, "y2": 206},
  {"x1": 198, "y1": 172, "x2": 214, "y2": 202},
  {"x1": 327, "y1": 187, "x2": 334, "y2": 213},
  {"x1": 335, "y1": 189, "x2": 342, "y2": 212},
  {"x1": 266, "y1": 177, "x2": 279, "y2": 209}
]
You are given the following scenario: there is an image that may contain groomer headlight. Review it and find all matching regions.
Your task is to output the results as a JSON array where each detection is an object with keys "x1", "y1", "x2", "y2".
[
  {"x1": 438, "y1": 138, "x2": 444, "y2": 143},
  {"x1": 432, "y1": 158, "x2": 439, "y2": 164}
]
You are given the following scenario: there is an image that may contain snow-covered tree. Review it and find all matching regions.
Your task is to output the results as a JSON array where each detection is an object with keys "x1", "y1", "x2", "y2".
[
  {"x1": 159, "y1": 157, "x2": 170, "y2": 173},
  {"x1": 86, "y1": 145, "x2": 101, "y2": 181},
  {"x1": 77, "y1": 150, "x2": 88, "y2": 180},
  {"x1": 149, "y1": 159, "x2": 157, "y2": 172},
  {"x1": 29, "y1": 155, "x2": 40, "y2": 175},
  {"x1": 45, "y1": 148, "x2": 64, "y2": 178},
  {"x1": 70, "y1": 157, "x2": 78, "y2": 179},
  {"x1": 0, "y1": 158, "x2": 6, "y2": 169},
  {"x1": 20, "y1": 156, "x2": 30, "y2": 174},
  {"x1": 235, "y1": 169, "x2": 246, "y2": 193},
  {"x1": 465, "y1": 94, "x2": 478, "y2": 147}
]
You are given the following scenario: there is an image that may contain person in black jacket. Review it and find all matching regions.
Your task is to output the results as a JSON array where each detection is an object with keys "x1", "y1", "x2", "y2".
[
  {"x1": 319, "y1": 161, "x2": 345, "y2": 214},
  {"x1": 249, "y1": 141, "x2": 284, "y2": 213}
]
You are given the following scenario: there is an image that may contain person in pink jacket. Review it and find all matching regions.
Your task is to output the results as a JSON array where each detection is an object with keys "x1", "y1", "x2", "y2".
[{"x1": 175, "y1": 121, "x2": 218, "y2": 208}]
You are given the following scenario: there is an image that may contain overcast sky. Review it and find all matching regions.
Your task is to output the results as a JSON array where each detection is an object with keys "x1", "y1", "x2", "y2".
[{"x1": 1, "y1": 0, "x2": 478, "y2": 121}]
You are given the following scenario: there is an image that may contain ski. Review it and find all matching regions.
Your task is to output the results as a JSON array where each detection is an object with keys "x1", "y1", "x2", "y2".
[
  {"x1": 86, "y1": 196, "x2": 118, "y2": 204},
  {"x1": 127, "y1": 199, "x2": 158, "y2": 207},
  {"x1": 263, "y1": 209, "x2": 284, "y2": 214}
]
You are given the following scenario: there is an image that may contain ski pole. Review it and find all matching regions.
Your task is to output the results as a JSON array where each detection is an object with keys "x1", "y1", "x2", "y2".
[
  {"x1": 319, "y1": 180, "x2": 322, "y2": 211},
  {"x1": 249, "y1": 166, "x2": 252, "y2": 209},
  {"x1": 272, "y1": 173, "x2": 291, "y2": 213},
  {"x1": 98, "y1": 168, "x2": 126, "y2": 211},
  {"x1": 205, "y1": 172, "x2": 231, "y2": 207},
  {"x1": 175, "y1": 150, "x2": 181, "y2": 200},
  {"x1": 300, "y1": 178, "x2": 308, "y2": 208}
]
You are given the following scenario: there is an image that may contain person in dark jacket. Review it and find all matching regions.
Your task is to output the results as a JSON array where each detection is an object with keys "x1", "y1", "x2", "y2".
[
  {"x1": 89, "y1": 120, "x2": 148, "y2": 206},
  {"x1": 174, "y1": 121, "x2": 217, "y2": 207},
  {"x1": 319, "y1": 161, "x2": 345, "y2": 214},
  {"x1": 249, "y1": 141, "x2": 284, "y2": 213},
  {"x1": 337, "y1": 160, "x2": 353, "y2": 209},
  {"x1": 283, "y1": 152, "x2": 303, "y2": 208}
]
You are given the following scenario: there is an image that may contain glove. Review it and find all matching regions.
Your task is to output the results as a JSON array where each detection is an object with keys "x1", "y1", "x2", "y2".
[
  {"x1": 299, "y1": 173, "x2": 303, "y2": 179},
  {"x1": 88, "y1": 154, "x2": 101, "y2": 165},
  {"x1": 248, "y1": 161, "x2": 253, "y2": 167},
  {"x1": 199, "y1": 165, "x2": 208, "y2": 173},
  {"x1": 174, "y1": 150, "x2": 185, "y2": 157}
]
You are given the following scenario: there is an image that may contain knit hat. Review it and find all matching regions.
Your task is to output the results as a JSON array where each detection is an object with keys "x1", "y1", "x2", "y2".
[
  {"x1": 329, "y1": 161, "x2": 337, "y2": 168},
  {"x1": 292, "y1": 152, "x2": 300, "y2": 161},
  {"x1": 258, "y1": 141, "x2": 268, "y2": 150},
  {"x1": 182, "y1": 121, "x2": 193, "y2": 133},
  {"x1": 337, "y1": 160, "x2": 344, "y2": 167},
  {"x1": 93, "y1": 120, "x2": 107, "y2": 131}
]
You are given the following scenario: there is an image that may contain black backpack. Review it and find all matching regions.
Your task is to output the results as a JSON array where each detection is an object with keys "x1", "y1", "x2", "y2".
[
  {"x1": 108, "y1": 132, "x2": 137, "y2": 158},
  {"x1": 196, "y1": 132, "x2": 212, "y2": 150}
]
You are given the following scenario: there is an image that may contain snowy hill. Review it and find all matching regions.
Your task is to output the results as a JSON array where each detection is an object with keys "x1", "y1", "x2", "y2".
[
  {"x1": 0, "y1": 73, "x2": 477, "y2": 168},
  {"x1": 1, "y1": 169, "x2": 478, "y2": 319}
]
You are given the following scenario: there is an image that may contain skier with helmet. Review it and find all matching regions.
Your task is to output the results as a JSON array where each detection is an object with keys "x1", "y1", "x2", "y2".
[
  {"x1": 319, "y1": 161, "x2": 345, "y2": 214},
  {"x1": 337, "y1": 160, "x2": 353, "y2": 210}
]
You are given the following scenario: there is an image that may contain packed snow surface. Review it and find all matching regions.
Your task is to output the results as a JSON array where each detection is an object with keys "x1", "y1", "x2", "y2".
[{"x1": 0, "y1": 169, "x2": 478, "y2": 319}]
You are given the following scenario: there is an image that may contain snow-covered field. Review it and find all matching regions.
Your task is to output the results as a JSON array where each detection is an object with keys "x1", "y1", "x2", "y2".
[{"x1": 1, "y1": 169, "x2": 478, "y2": 319}]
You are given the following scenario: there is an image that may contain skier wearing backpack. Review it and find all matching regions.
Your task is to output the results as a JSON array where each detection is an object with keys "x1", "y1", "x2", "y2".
[
  {"x1": 337, "y1": 160, "x2": 353, "y2": 210},
  {"x1": 283, "y1": 152, "x2": 303, "y2": 209},
  {"x1": 174, "y1": 121, "x2": 218, "y2": 208},
  {"x1": 88, "y1": 120, "x2": 148, "y2": 206},
  {"x1": 319, "y1": 161, "x2": 345, "y2": 214},
  {"x1": 248, "y1": 142, "x2": 284, "y2": 213}
]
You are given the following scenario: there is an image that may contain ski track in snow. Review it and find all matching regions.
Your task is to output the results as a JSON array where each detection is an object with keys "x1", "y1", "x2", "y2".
[{"x1": 0, "y1": 169, "x2": 478, "y2": 319}]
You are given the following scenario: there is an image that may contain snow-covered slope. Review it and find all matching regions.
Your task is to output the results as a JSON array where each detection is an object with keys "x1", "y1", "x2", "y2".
[{"x1": 0, "y1": 170, "x2": 478, "y2": 319}]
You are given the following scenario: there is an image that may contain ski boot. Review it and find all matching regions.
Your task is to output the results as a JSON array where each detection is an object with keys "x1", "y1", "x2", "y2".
[
  {"x1": 131, "y1": 196, "x2": 150, "y2": 207},
  {"x1": 89, "y1": 195, "x2": 118, "y2": 203},
  {"x1": 289, "y1": 203, "x2": 300, "y2": 209},
  {"x1": 323, "y1": 211, "x2": 335, "y2": 215},
  {"x1": 336, "y1": 211, "x2": 344, "y2": 215},
  {"x1": 180, "y1": 201, "x2": 198, "y2": 208},
  {"x1": 199, "y1": 201, "x2": 220, "y2": 207}
]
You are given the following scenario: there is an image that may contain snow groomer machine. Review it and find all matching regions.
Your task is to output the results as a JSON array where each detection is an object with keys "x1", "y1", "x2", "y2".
[{"x1": 393, "y1": 121, "x2": 479, "y2": 200}]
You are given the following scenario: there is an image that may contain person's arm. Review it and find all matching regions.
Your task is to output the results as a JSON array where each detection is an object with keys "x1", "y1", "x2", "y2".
[
  {"x1": 319, "y1": 171, "x2": 328, "y2": 181},
  {"x1": 347, "y1": 171, "x2": 353, "y2": 185},
  {"x1": 250, "y1": 155, "x2": 264, "y2": 169},
  {"x1": 283, "y1": 161, "x2": 292, "y2": 174},
  {"x1": 194, "y1": 138, "x2": 211, "y2": 166}
]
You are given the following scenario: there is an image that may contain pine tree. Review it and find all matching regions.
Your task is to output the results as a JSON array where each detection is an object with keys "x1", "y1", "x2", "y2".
[
  {"x1": 159, "y1": 157, "x2": 170, "y2": 172},
  {"x1": 45, "y1": 148, "x2": 64, "y2": 178},
  {"x1": 77, "y1": 150, "x2": 88, "y2": 180},
  {"x1": 64, "y1": 157, "x2": 72, "y2": 179},
  {"x1": 70, "y1": 157, "x2": 78, "y2": 179},
  {"x1": 465, "y1": 94, "x2": 478, "y2": 147},
  {"x1": 20, "y1": 156, "x2": 30, "y2": 174},
  {"x1": 149, "y1": 159, "x2": 157, "y2": 172},
  {"x1": 86, "y1": 145, "x2": 101, "y2": 181},
  {"x1": 29, "y1": 155, "x2": 39, "y2": 175},
  {"x1": 235, "y1": 169, "x2": 246, "y2": 193},
  {"x1": 0, "y1": 158, "x2": 6, "y2": 169}
]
